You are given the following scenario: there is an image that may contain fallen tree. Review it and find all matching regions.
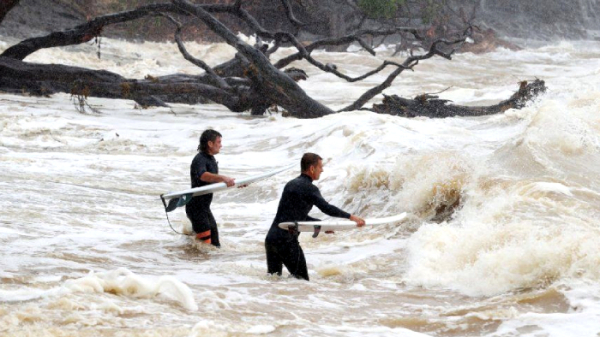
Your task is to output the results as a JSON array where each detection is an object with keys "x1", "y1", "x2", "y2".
[
  {"x1": 0, "y1": 0, "x2": 544, "y2": 118},
  {"x1": 372, "y1": 79, "x2": 547, "y2": 118}
]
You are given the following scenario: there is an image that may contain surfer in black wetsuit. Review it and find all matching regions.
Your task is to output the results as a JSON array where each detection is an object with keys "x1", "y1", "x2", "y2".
[
  {"x1": 265, "y1": 153, "x2": 365, "y2": 280},
  {"x1": 186, "y1": 129, "x2": 235, "y2": 247}
]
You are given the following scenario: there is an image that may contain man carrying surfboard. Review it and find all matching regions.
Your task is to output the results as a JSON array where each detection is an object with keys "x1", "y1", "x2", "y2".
[
  {"x1": 186, "y1": 129, "x2": 235, "y2": 247},
  {"x1": 265, "y1": 153, "x2": 365, "y2": 280}
]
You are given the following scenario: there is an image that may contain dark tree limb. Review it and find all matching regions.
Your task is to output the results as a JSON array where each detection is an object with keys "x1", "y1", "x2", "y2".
[
  {"x1": 372, "y1": 79, "x2": 547, "y2": 118},
  {"x1": 279, "y1": 0, "x2": 304, "y2": 28},
  {"x1": 0, "y1": 0, "x2": 19, "y2": 25},
  {"x1": 0, "y1": 56, "x2": 263, "y2": 111},
  {"x1": 0, "y1": 2, "x2": 243, "y2": 60},
  {"x1": 274, "y1": 27, "x2": 423, "y2": 69},
  {"x1": 265, "y1": 39, "x2": 281, "y2": 57},
  {"x1": 1, "y1": 4, "x2": 180, "y2": 60},
  {"x1": 172, "y1": 0, "x2": 335, "y2": 118},
  {"x1": 266, "y1": 27, "x2": 432, "y2": 90},
  {"x1": 340, "y1": 34, "x2": 468, "y2": 112},
  {"x1": 160, "y1": 13, "x2": 230, "y2": 90}
]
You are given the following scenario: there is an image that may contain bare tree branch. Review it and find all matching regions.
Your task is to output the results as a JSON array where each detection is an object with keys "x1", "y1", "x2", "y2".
[
  {"x1": 265, "y1": 39, "x2": 282, "y2": 57},
  {"x1": 172, "y1": 0, "x2": 334, "y2": 118},
  {"x1": 0, "y1": 0, "x2": 19, "y2": 25},
  {"x1": 279, "y1": 0, "x2": 305, "y2": 28},
  {"x1": 160, "y1": 13, "x2": 230, "y2": 90},
  {"x1": 0, "y1": 2, "x2": 245, "y2": 60},
  {"x1": 2, "y1": 4, "x2": 179, "y2": 60},
  {"x1": 274, "y1": 27, "x2": 423, "y2": 69},
  {"x1": 340, "y1": 32, "x2": 468, "y2": 112}
]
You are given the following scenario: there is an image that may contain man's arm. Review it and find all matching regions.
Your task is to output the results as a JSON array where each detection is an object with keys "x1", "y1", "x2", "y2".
[
  {"x1": 311, "y1": 189, "x2": 349, "y2": 218},
  {"x1": 200, "y1": 172, "x2": 235, "y2": 187},
  {"x1": 311, "y1": 188, "x2": 365, "y2": 226}
]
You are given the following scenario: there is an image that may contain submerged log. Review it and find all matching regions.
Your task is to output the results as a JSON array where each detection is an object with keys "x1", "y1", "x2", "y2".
[
  {"x1": 0, "y1": 56, "x2": 308, "y2": 114},
  {"x1": 372, "y1": 79, "x2": 547, "y2": 118},
  {"x1": 0, "y1": 56, "x2": 262, "y2": 111}
]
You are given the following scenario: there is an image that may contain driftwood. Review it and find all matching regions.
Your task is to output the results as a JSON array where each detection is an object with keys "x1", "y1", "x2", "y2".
[{"x1": 372, "y1": 79, "x2": 547, "y2": 118}]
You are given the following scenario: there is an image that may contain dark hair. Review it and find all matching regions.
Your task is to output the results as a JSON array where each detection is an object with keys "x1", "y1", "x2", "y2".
[
  {"x1": 198, "y1": 129, "x2": 222, "y2": 153},
  {"x1": 301, "y1": 153, "x2": 322, "y2": 172}
]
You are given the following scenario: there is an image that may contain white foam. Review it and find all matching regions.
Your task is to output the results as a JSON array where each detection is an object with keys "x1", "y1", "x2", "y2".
[{"x1": 64, "y1": 268, "x2": 198, "y2": 311}]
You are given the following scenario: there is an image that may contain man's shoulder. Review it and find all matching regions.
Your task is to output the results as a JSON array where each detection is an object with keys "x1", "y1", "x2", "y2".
[
  {"x1": 192, "y1": 152, "x2": 215, "y2": 163},
  {"x1": 285, "y1": 175, "x2": 316, "y2": 191},
  {"x1": 287, "y1": 174, "x2": 305, "y2": 184}
]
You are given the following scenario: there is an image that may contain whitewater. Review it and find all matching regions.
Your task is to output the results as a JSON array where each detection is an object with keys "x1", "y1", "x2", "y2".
[{"x1": 1, "y1": 34, "x2": 600, "y2": 336}]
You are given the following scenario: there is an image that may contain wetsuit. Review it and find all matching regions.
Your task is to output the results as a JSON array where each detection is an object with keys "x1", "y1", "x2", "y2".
[
  {"x1": 265, "y1": 174, "x2": 350, "y2": 280},
  {"x1": 186, "y1": 152, "x2": 220, "y2": 247}
]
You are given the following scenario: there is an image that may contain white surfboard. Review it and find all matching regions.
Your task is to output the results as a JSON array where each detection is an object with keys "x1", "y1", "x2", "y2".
[
  {"x1": 161, "y1": 164, "x2": 295, "y2": 212},
  {"x1": 278, "y1": 212, "x2": 407, "y2": 237}
]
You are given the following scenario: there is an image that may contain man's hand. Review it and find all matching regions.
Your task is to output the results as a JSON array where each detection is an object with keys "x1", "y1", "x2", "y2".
[
  {"x1": 350, "y1": 214, "x2": 366, "y2": 227},
  {"x1": 223, "y1": 176, "x2": 235, "y2": 187}
]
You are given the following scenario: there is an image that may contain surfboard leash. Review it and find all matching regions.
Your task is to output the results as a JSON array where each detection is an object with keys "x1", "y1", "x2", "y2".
[{"x1": 160, "y1": 194, "x2": 191, "y2": 236}]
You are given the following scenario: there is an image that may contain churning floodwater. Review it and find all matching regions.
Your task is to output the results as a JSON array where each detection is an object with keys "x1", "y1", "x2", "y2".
[{"x1": 1, "y1": 34, "x2": 600, "y2": 336}]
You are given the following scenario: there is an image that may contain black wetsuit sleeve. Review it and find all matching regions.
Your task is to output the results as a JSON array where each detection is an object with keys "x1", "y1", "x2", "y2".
[
  {"x1": 311, "y1": 188, "x2": 351, "y2": 219},
  {"x1": 306, "y1": 215, "x2": 321, "y2": 222},
  {"x1": 192, "y1": 156, "x2": 209, "y2": 185}
]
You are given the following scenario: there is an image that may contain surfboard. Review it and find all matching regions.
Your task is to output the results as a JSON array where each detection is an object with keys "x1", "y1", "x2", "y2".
[
  {"x1": 278, "y1": 212, "x2": 407, "y2": 237},
  {"x1": 161, "y1": 164, "x2": 295, "y2": 212}
]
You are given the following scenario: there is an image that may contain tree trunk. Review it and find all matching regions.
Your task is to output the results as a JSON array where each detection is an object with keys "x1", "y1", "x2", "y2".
[
  {"x1": 173, "y1": 0, "x2": 335, "y2": 118},
  {"x1": 0, "y1": 56, "x2": 264, "y2": 111}
]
